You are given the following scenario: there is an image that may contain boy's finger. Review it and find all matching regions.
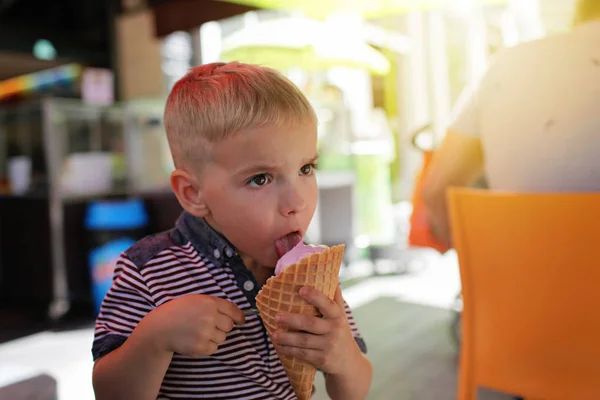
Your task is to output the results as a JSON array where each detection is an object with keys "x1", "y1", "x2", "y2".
[
  {"x1": 276, "y1": 345, "x2": 323, "y2": 368},
  {"x1": 276, "y1": 313, "x2": 329, "y2": 334},
  {"x1": 216, "y1": 313, "x2": 235, "y2": 332},
  {"x1": 273, "y1": 331, "x2": 326, "y2": 350},
  {"x1": 299, "y1": 287, "x2": 342, "y2": 320},
  {"x1": 212, "y1": 328, "x2": 227, "y2": 344},
  {"x1": 216, "y1": 298, "x2": 245, "y2": 325},
  {"x1": 333, "y1": 286, "x2": 345, "y2": 309}
]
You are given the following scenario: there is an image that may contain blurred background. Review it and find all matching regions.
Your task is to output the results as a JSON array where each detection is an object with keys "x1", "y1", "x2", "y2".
[{"x1": 0, "y1": 0, "x2": 578, "y2": 399}]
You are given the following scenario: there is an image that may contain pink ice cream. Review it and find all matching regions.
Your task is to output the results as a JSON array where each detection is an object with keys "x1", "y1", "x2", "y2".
[{"x1": 275, "y1": 241, "x2": 328, "y2": 276}]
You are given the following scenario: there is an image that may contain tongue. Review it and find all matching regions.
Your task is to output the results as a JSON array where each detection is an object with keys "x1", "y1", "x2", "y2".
[{"x1": 275, "y1": 232, "x2": 302, "y2": 259}]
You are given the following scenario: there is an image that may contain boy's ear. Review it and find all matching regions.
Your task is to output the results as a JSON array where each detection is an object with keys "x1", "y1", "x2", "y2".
[{"x1": 170, "y1": 169, "x2": 209, "y2": 218}]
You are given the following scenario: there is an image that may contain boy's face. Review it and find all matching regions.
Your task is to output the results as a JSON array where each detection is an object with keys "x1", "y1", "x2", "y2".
[{"x1": 200, "y1": 120, "x2": 318, "y2": 268}]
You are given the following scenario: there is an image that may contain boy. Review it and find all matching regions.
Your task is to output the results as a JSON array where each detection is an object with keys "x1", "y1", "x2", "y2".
[{"x1": 91, "y1": 62, "x2": 372, "y2": 400}]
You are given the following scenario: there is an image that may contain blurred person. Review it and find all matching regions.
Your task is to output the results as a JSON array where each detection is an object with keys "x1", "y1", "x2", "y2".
[
  {"x1": 91, "y1": 62, "x2": 371, "y2": 400},
  {"x1": 423, "y1": 0, "x2": 600, "y2": 246}
]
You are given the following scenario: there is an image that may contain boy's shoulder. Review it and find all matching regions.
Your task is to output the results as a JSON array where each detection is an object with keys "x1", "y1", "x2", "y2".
[{"x1": 124, "y1": 228, "x2": 189, "y2": 270}]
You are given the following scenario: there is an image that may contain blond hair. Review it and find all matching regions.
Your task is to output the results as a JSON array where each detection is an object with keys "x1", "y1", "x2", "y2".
[{"x1": 164, "y1": 62, "x2": 317, "y2": 169}]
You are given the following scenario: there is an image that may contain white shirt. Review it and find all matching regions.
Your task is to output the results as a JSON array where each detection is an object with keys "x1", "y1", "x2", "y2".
[{"x1": 450, "y1": 21, "x2": 600, "y2": 192}]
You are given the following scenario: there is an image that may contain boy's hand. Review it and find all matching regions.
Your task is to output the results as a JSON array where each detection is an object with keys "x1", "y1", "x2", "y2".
[
  {"x1": 144, "y1": 294, "x2": 245, "y2": 358},
  {"x1": 272, "y1": 286, "x2": 361, "y2": 376}
]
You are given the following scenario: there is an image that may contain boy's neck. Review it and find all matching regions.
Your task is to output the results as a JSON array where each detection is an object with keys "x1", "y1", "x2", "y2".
[{"x1": 240, "y1": 254, "x2": 274, "y2": 286}]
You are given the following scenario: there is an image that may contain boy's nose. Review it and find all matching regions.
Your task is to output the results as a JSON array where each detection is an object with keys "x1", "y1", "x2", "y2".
[{"x1": 279, "y1": 185, "x2": 307, "y2": 216}]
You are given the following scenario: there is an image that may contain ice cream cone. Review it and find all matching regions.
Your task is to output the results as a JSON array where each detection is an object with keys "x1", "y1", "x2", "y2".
[{"x1": 256, "y1": 245, "x2": 345, "y2": 400}]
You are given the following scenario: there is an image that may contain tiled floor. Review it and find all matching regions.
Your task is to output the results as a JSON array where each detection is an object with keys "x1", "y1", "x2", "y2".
[{"x1": 0, "y1": 250, "x2": 515, "y2": 399}]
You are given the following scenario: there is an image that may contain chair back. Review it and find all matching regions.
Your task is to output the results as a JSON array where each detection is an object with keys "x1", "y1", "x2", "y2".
[{"x1": 449, "y1": 188, "x2": 600, "y2": 400}]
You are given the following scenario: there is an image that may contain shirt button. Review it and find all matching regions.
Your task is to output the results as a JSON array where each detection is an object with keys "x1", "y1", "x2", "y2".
[
  {"x1": 225, "y1": 247, "x2": 234, "y2": 258},
  {"x1": 243, "y1": 280, "x2": 255, "y2": 292},
  {"x1": 213, "y1": 249, "x2": 221, "y2": 259}
]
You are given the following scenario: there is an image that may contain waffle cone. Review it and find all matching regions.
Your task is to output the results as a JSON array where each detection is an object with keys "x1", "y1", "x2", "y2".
[{"x1": 256, "y1": 245, "x2": 345, "y2": 400}]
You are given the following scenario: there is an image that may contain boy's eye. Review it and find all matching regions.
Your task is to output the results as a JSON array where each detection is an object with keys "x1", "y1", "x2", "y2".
[
  {"x1": 300, "y1": 164, "x2": 316, "y2": 175},
  {"x1": 248, "y1": 174, "x2": 270, "y2": 187}
]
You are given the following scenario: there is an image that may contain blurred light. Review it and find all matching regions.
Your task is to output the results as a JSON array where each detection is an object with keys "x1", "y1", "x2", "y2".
[
  {"x1": 285, "y1": 68, "x2": 306, "y2": 87},
  {"x1": 509, "y1": 0, "x2": 545, "y2": 41},
  {"x1": 355, "y1": 235, "x2": 371, "y2": 249},
  {"x1": 414, "y1": 132, "x2": 434, "y2": 151},
  {"x1": 162, "y1": 31, "x2": 192, "y2": 60},
  {"x1": 33, "y1": 39, "x2": 57, "y2": 60},
  {"x1": 200, "y1": 21, "x2": 222, "y2": 63},
  {"x1": 243, "y1": 11, "x2": 260, "y2": 27},
  {"x1": 449, "y1": 0, "x2": 475, "y2": 17}
]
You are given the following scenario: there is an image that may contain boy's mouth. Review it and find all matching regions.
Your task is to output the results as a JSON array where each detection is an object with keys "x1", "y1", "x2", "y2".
[{"x1": 275, "y1": 232, "x2": 302, "y2": 259}]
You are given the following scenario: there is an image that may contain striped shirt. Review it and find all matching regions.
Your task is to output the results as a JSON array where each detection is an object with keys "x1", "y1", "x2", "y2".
[{"x1": 92, "y1": 212, "x2": 366, "y2": 399}]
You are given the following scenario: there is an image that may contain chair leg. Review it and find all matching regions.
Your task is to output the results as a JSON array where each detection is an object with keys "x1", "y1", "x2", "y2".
[
  {"x1": 457, "y1": 382, "x2": 476, "y2": 400},
  {"x1": 457, "y1": 300, "x2": 475, "y2": 400},
  {"x1": 457, "y1": 362, "x2": 476, "y2": 400}
]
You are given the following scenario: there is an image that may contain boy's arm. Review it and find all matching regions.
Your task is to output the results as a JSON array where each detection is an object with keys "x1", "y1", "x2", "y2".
[
  {"x1": 325, "y1": 349, "x2": 373, "y2": 400},
  {"x1": 325, "y1": 299, "x2": 372, "y2": 400},
  {"x1": 93, "y1": 313, "x2": 173, "y2": 400},
  {"x1": 92, "y1": 255, "x2": 167, "y2": 400},
  {"x1": 92, "y1": 254, "x2": 245, "y2": 400}
]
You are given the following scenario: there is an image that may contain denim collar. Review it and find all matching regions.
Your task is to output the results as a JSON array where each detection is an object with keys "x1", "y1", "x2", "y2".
[
  {"x1": 175, "y1": 211, "x2": 265, "y2": 309},
  {"x1": 175, "y1": 211, "x2": 239, "y2": 268}
]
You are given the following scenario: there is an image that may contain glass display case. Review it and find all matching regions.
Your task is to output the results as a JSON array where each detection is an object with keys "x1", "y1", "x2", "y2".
[{"x1": 0, "y1": 97, "x2": 174, "y2": 320}]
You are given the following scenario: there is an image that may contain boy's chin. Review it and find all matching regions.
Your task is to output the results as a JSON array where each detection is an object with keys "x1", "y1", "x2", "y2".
[{"x1": 239, "y1": 251, "x2": 278, "y2": 269}]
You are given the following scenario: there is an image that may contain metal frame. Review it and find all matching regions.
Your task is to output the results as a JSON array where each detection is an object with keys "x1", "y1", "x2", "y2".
[{"x1": 42, "y1": 97, "x2": 70, "y2": 319}]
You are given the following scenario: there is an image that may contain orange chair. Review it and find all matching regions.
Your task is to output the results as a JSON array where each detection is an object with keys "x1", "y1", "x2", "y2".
[{"x1": 448, "y1": 188, "x2": 600, "y2": 400}]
